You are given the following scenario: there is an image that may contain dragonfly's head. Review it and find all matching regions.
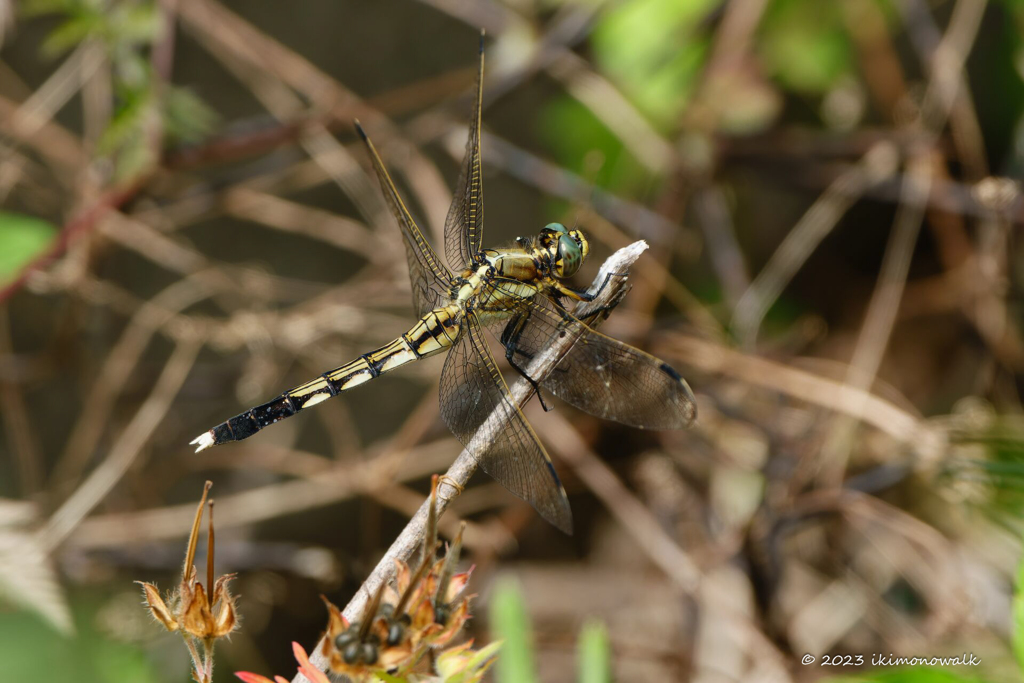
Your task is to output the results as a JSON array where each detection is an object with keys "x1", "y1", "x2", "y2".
[{"x1": 539, "y1": 222, "x2": 590, "y2": 279}]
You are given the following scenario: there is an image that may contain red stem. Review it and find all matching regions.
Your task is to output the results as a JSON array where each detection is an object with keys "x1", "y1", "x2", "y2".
[{"x1": 0, "y1": 179, "x2": 145, "y2": 305}]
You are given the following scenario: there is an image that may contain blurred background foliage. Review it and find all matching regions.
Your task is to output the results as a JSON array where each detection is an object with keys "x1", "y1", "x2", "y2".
[{"x1": 1, "y1": 0, "x2": 1024, "y2": 681}]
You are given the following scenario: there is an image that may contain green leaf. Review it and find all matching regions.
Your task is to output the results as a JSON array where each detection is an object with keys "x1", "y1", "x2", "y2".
[
  {"x1": 108, "y1": 2, "x2": 162, "y2": 45},
  {"x1": 41, "y1": 14, "x2": 102, "y2": 57},
  {"x1": 1014, "y1": 544, "x2": 1024, "y2": 671},
  {"x1": 98, "y1": 83, "x2": 155, "y2": 180},
  {"x1": 374, "y1": 672, "x2": 407, "y2": 683},
  {"x1": 577, "y1": 620, "x2": 611, "y2": 683},
  {"x1": 490, "y1": 578, "x2": 536, "y2": 683},
  {"x1": 19, "y1": 0, "x2": 79, "y2": 19},
  {"x1": 0, "y1": 596, "x2": 160, "y2": 683},
  {"x1": 941, "y1": 417, "x2": 1024, "y2": 520},
  {"x1": 828, "y1": 669, "x2": 983, "y2": 683},
  {"x1": 0, "y1": 212, "x2": 58, "y2": 280},
  {"x1": 99, "y1": 81, "x2": 150, "y2": 154},
  {"x1": 538, "y1": 95, "x2": 648, "y2": 196},
  {"x1": 163, "y1": 86, "x2": 219, "y2": 144},
  {"x1": 590, "y1": 0, "x2": 716, "y2": 129},
  {"x1": 758, "y1": 0, "x2": 854, "y2": 94}
]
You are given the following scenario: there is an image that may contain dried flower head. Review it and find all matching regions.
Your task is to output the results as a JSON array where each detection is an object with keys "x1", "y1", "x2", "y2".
[
  {"x1": 321, "y1": 583, "x2": 414, "y2": 679},
  {"x1": 138, "y1": 481, "x2": 238, "y2": 683},
  {"x1": 318, "y1": 477, "x2": 477, "y2": 680},
  {"x1": 234, "y1": 476, "x2": 492, "y2": 683}
]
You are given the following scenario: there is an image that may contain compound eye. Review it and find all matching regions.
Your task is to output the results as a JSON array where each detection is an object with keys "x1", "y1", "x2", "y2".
[
  {"x1": 556, "y1": 235, "x2": 582, "y2": 277},
  {"x1": 544, "y1": 222, "x2": 569, "y2": 235}
]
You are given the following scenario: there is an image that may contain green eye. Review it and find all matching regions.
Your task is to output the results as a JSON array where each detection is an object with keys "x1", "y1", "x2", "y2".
[
  {"x1": 545, "y1": 222, "x2": 569, "y2": 235},
  {"x1": 556, "y1": 235, "x2": 582, "y2": 277}
]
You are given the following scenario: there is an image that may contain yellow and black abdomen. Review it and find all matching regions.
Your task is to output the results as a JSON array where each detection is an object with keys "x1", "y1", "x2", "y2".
[{"x1": 193, "y1": 306, "x2": 461, "y2": 450}]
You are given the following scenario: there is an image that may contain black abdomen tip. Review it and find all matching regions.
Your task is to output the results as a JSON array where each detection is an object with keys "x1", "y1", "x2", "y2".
[
  {"x1": 227, "y1": 412, "x2": 259, "y2": 441},
  {"x1": 212, "y1": 422, "x2": 234, "y2": 445}
]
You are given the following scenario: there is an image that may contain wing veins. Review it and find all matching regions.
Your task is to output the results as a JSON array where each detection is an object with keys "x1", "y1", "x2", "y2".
[
  {"x1": 444, "y1": 43, "x2": 485, "y2": 271},
  {"x1": 439, "y1": 314, "x2": 572, "y2": 533},
  {"x1": 486, "y1": 278, "x2": 697, "y2": 430},
  {"x1": 356, "y1": 123, "x2": 453, "y2": 315}
]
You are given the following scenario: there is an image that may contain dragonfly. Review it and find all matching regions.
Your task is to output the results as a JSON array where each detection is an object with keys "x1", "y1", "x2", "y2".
[{"x1": 190, "y1": 41, "x2": 696, "y2": 533}]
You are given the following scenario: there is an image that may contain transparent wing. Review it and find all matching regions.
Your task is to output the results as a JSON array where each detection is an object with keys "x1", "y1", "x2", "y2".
[
  {"x1": 439, "y1": 314, "x2": 572, "y2": 533},
  {"x1": 443, "y1": 42, "x2": 485, "y2": 271},
  {"x1": 491, "y1": 280, "x2": 697, "y2": 430},
  {"x1": 356, "y1": 123, "x2": 453, "y2": 316}
]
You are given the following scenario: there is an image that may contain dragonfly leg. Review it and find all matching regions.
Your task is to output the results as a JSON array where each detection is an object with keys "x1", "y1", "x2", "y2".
[
  {"x1": 551, "y1": 272, "x2": 628, "y2": 320},
  {"x1": 579, "y1": 292, "x2": 628, "y2": 320},
  {"x1": 553, "y1": 271, "x2": 626, "y2": 303},
  {"x1": 500, "y1": 313, "x2": 554, "y2": 412}
]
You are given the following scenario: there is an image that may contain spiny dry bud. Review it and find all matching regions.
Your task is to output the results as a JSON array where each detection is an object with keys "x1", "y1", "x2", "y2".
[
  {"x1": 319, "y1": 548, "x2": 476, "y2": 679},
  {"x1": 321, "y1": 585, "x2": 415, "y2": 680},
  {"x1": 236, "y1": 478, "x2": 489, "y2": 683},
  {"x1": 321, "y1": 487, "x2": 475, "y2": 679},
  {"x1": 137, "y1": 482, "x2": 238, "y2": 683}
]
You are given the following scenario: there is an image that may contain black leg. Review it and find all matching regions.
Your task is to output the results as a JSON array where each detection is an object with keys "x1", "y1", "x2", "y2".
[
  {"x1": 563, "y1": 271, "x2": 627, "y2": 303},
  {"x1": 580, "y1": 295, "x2": 625, "y2": 320},
  {"x1": 501, "y1": 314, "x2": 554, "y2": 412},
  {"x1": 562, "y1": 272, "x2": 629, "y2": 321}
]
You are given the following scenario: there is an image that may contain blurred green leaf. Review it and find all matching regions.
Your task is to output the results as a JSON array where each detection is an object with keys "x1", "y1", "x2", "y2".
[
  {"x1": 40, "y1": 14, "x2": 102, "y2": 57},
  {"x1": 0, "y1": 212, "x2": 57, "y2": 280},
  {"x1": 0, "y1": 597, "x2": 159, "y2": 683},
  {"x1": 943, "y1": 418, "x2": 1024, "y2": 520},
  {"x1": 374, "y1": 672, "x2": 407, "y2": 683},
  {"x1": 20, "y1": 0, "x2": 83, "y2": 19},
  {"x1": 758, "y1": 0, "x2": 854, "y2": 94},
  {"x1": 997, "y1": 0, "x2": 1024, "y2": 17},
  {"x1": 28, "y1": 0, "x2": 161, "y2": 55},
  {"x1": 108, "y1": 2, "x2": 161, "y2": 45},
  {"x1": 829, "y1": 669, "x2": 984, "y2": 683},
  {"x1": 969, "y1": 1, "x2": 1024, "y2": 165},
  {"x1": 538, "y1": 96, "x2": 648, "y2": 196},
  {"x1": 577, "y1": 620, "x2": 611, "y2": 683},
  {"x1": 98, "y1": 82, "x2": 154, "y2": 179},
  {"x1": 24, "y1": 0, "x2": 212, "y2": 181},
  {"x1": 1014, "y1": 536, "x2": 1024, "y2": 670},
  {"x1": 490, "y1": 578, "x2": 536, "y2": 683},
  {"x1": 164, "y1": 86, "x2": 219, "y2": 144},
  {"x1": 101, "y1": 82, "x2": 152, "y2": 151},
  {"x1": 590, "y1": 0, "x2": 715, "y2": 129}
]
